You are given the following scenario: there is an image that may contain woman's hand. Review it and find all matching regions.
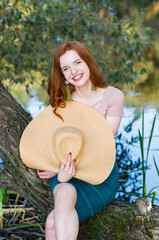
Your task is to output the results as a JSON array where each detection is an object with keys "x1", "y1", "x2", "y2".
[
  {"x1": 37, "y1": 170, "x2": 57, "y2": 179},
  {"x1": 58, "y1": 152, "x2": 76, "y2": 183}
]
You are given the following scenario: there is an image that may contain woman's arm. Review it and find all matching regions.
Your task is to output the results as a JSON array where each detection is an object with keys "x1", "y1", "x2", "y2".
[
  {"x1": 106, "y1": 88, "x2": 124, "y2": 136},
  {"x1": 37, "y1": 170, "x2": 57, "y2": 179},
  {"x1": 106, "y1": 115, "x2": 122, "y2": 136}
]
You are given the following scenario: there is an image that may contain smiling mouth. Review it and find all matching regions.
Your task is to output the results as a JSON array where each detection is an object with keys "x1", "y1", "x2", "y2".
[{"x1": 72, "y1": 73, "x2": 83, "y2": 81}]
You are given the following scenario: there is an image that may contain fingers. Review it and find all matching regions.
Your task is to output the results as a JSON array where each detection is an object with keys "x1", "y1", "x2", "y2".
[
  {"x1": 71, "y1": 159, "x2": 76, "y2": 176},
  {"x1": 68, "y1": 159, "x2": 76, "y2": 176},
  {"x1": 58, "y1": 155, "x2": 76, "y2": 182},
  {"x1": 37, "y1": 169, "x2": 43, "y2": 176},
  {"x1": 37, "y1": 170, "x2": 55, "y2": 179},
  {"x1": 37, "y1": 169, "x2": 47, "y2": 176},
  {"x1": 65, "y1": 152, "x2": 72, "y2": 171},
  {"x1": 60, "y1": 163, "x2": 65, "y2": 170},
  {"x1": 61, "y1": 153, "x2": 76, "y2": 175},
  {"x1": 71, "y1": 159, "x2": 76, "y2": 169}
]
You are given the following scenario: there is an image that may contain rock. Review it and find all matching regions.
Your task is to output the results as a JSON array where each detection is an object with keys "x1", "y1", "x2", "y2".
[{"x1": 135, "y1": 197, "x2": 152, "y2": 216}]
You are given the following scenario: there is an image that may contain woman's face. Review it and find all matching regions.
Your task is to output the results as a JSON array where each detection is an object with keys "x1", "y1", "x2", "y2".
[{"x1": 60, "y1": 50, "x2": 91, "y2": 88}]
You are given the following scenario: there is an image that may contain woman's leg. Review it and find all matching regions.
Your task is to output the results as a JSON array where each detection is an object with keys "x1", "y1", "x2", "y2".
[
  {"x1": 45, "y1": 210, "x2": 57, "y2": 240},
  {"x1": 53, "y1": 183, "x2": 79, "y2": 240}
]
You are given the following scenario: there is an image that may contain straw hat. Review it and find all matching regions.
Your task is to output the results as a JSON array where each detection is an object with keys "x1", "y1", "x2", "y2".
[{"x1": 19, "y1": 102, "x2": 116, "y2": 185}]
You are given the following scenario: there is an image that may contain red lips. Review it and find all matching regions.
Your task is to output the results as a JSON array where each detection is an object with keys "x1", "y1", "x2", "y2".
[{"x1": 72, "y1": 73, "x2": 83, "y2": 81}]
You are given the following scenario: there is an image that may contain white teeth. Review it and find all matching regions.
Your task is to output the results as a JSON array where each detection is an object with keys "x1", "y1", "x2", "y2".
[{"x1": 74, "y1": 74, "x2": 82, "y2": 80}]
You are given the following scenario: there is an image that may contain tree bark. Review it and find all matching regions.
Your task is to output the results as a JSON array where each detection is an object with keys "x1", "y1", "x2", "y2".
[
  {"x1": 0, "y1": 83, "x2": 52, "y2": 214},
  {"x1": 0, "y1": 83, "x2": 159, "y2": 240},
  {"x1": 78, "y1": 200, "x2": 159, "y2": 240}
]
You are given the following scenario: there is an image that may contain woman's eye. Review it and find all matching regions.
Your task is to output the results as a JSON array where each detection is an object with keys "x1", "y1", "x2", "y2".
[
  {"x1": 63, "y1": 68, "x2": 69, "y2": 72},
  {"x1": 76, "y1": 61, "x2": 81, "y2": 64}
]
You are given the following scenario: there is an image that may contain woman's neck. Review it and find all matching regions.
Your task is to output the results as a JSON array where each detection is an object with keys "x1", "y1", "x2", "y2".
[{"x1": 74, "y1": 80, "x2": 93, "y2": 100}]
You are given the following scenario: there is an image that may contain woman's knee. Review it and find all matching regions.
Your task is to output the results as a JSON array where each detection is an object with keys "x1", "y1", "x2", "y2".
[
  {"x1": 53, "y1": 183, "x2": 77, "y2": 208},
  {"x1": 45, "y1": 211, "x2": 55, "y2": 231}
]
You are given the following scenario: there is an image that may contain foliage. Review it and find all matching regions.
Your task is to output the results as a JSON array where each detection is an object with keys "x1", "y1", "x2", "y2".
[
  {"x1": 0, "y1": 0, "x2": 150, "y2": 90},
  {"x1": 0, "y1": 188, "x2": 45, "y2": 232},
  {"x1": 138, "y1": 109, "x2": 159, "y2": 204}
]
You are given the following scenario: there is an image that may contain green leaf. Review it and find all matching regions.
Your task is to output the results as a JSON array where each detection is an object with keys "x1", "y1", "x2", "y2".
[
  {"x1": 13, "y1": 0, "x2": 19, "y2": 7},
  {"x1": 138, "y1": 130, "x2": 144, "y2": 164},
  {"x1": 127, "y1": 23, "x2": 133, "y2": 29},
  {"x1": 134, "y1": 33, "x2": 139, "y2": 39},
  {"x1": 146, "y1": 192, "x2": 156, "y2": 204},
  {"x1": 153, "y1": 156, "x2": 159, "y2": 176},
  {"x1": 0, "y1": 187, "x2": 3, "y2": 217},
  {"x1": 140, "y1": 68, "x2": 147, "y2": 74},
  {"x1": 148, "y1": 186, "x2": 159, "y2": 195},
  {"x1": 146, "y1": 115, "x2": 156, "y2": 165},
  {"x1": 2, "y1": 222, "x2": 44, "y2": 230}
]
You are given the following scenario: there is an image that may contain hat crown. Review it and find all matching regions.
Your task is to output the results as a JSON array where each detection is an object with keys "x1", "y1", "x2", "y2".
[{"x1": 53, "y1": 126, "x2": 83, "y2": 165}]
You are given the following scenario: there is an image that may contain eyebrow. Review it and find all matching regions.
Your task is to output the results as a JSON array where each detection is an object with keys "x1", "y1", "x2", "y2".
[{"x1": 61, "y1": 58, "x2": 82, "y2": 70}]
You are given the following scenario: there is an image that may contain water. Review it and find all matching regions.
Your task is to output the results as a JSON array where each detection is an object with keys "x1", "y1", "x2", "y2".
[
  {"x1": 118, "y1": 106, "x2": 159, "y2": 205},
  {"x1": 25, "y1": 94, "x2": 46, "y2": 118}
]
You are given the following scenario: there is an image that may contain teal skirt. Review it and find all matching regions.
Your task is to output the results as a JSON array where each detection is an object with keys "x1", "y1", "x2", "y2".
[{"x1": 50, "y1": 161, "x2": 119, "y2": 222}]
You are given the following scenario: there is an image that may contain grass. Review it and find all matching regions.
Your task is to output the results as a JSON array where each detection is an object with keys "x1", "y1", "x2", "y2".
[
  {"x1": 0, "y1": 188, "x2": 45, "y2": 238},
  {"x1": 117, "y1": 109, "x2": 159, "y2": 204},
  {"x1": 138, "y1": 109, "x2": 159, "y2": 203}
]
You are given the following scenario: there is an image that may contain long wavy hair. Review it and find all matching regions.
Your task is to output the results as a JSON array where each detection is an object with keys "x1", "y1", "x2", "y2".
[{"x1": 47, "y1": 41, "x2": 107, "y2": 117}]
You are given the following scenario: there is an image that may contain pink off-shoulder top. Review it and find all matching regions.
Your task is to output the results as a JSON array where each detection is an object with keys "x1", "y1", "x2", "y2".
[
  {"x1": 73, "y1": 86, "x2": 124, "y2": 118},
  {"x1": 94, "y1": 86, "x2": 124, "y2": 118}
]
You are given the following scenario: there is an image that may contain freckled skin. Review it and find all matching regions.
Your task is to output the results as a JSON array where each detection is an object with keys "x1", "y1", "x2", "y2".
[{"x1": 60, "y1": 50, "x2": 91, "y2": 89}]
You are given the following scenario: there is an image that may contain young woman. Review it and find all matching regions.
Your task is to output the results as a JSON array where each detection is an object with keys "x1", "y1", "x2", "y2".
[{"x1": 37, "y1": 41, "x2": 124, "y2": 240}]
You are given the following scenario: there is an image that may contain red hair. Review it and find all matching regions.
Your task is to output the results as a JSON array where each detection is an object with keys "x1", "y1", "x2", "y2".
[{"x1": 47, "y1": 41, "x2": 107, "y2": 116}]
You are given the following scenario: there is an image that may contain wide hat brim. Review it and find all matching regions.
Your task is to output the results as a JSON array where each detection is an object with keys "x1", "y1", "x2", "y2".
[{"x1": 19, "y1": 102, "x2": 116, "y2": 185}]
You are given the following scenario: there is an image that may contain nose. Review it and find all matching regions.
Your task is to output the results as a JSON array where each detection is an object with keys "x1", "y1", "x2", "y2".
[{"x1": 70, "y1": 65, "x2": 77, "y2": 75}]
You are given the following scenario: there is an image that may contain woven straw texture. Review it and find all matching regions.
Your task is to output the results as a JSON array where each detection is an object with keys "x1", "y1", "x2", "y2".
[{"x1": 19, "y1": 102, "x2": 116, "y2": 185}]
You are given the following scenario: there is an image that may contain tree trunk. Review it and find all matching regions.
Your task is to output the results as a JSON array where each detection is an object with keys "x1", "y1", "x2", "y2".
[
  {"x1": 0, "y1": 83, "x2": 159, "y2": 239},
  {"x1": 78, "y1": 200, "x2": 159, "y2": 240},
  {"x1": 0, "y1": 83, "x2": 52, "y2": 214}
]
